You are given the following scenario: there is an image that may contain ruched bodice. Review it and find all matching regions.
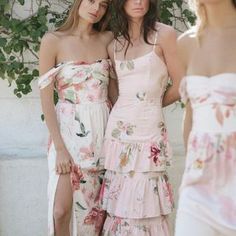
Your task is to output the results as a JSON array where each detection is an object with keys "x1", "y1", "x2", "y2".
[
  {"x1": 178, "y1": 73, "x2": 236, "y2": 232},
  {"x1": 180, "y1": 73, "x2": 236, "y2": 132},
  {"x1": 39, "y1": 59, "x2": 112, "y2": 104}
]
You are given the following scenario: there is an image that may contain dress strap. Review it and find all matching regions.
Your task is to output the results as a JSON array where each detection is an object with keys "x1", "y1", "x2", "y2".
[
  {"x1": 153, "y1": 29, "x2": 159, "y2": 51},
  {"x1": 113, "y1": 40, "x2": 117, "y2": 60}
]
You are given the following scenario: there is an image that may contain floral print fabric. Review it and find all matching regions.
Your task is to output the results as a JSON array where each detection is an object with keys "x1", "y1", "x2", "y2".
[
  {"x1": 101, "y1": 46, "x2": 173, "y2": 235},
  {"x1": 178, "y1": 74, "x2": 236, "y2": 232},
  {"x1": 39, "y1": 59, "x2": 113, "y2": 236}
]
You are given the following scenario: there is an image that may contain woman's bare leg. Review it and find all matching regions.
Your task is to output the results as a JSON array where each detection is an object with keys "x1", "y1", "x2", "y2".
[{"x1": 53, "y1": 174, "x2": 73, "y2": 236}]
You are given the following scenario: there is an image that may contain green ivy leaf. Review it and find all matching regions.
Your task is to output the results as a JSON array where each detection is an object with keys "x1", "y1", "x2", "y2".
[
  {"x1": 0, "y1": 38, "x2": 7, "y2": 47},
  {"x1": 17, "y1": 0, "x2": 25, "y2": 5}
]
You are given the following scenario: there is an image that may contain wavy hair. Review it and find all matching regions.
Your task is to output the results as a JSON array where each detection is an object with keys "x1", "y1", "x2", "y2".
[
  {"x1": 111, "y1": 0, "x2": 160, "y2": 55},
  {"x1": 56, "y1": 0, "x2": 111, "y2": 32}
]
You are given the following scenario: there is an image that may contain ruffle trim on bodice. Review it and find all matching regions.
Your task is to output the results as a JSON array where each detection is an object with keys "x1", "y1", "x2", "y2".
[
  {"x1": 179, "y1": 73, "x2": 236, "y2": 106},
  {"x1": 38, "y1": 59, "x2": 116, "y2": 90}
]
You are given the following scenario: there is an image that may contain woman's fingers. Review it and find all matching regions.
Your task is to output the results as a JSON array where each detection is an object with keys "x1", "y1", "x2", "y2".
[
  {"x1": 61, "y1": 163, "x2": 68, "y2": 174},
  {"x1": 56, "y1": 156, "x2": 74, "y2": 175},
  {"x1": 65, "y1": 162, "x2": 71, "y2": 173}
]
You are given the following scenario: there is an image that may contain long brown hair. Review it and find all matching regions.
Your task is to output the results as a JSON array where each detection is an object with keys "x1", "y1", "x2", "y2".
[
  {"x1": 56, "y1": 0, "x2": 111, "y2": 32},
  {"x1": 111, "y1": 0, "x2": 160, "y2": 55}
]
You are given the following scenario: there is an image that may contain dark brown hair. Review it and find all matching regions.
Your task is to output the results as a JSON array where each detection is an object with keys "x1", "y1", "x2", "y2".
[
  {"x1": 233, "y1": 0, "x2": 236, "y2": 7},
  {"x1": 111, "y1": 0, "x2": 160, "y2": 55}
]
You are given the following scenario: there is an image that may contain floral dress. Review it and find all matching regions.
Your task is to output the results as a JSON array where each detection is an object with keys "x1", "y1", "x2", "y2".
[
  {"x1": 177, "y1": 73, "x2": 236, "y2": 233},
  {"x1": 100, "y1": 40, "x2": 174, "y2": 236},
  {"x1": 38, "y1": 59, "x2": 114, "y2": 236}
]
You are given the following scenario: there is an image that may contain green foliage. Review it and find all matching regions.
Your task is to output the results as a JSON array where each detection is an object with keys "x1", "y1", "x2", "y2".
[
  {"x1": 0, "y1": 0, "x2": 196, "y2": 97},
  {"x1": 160, "y1": 0, "x2": 196, "y2": 31}
]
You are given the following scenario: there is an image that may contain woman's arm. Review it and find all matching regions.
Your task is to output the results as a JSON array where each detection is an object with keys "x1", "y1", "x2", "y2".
[
  {"x1": 177, "y1": 30, "x2": 195, "y2": 151},
  {"x1": 158, "y1": 25, "x2": 185, "y2": 107},
  {"x1": 39, "y1": 33, "x2": 74, "y2": 174}
]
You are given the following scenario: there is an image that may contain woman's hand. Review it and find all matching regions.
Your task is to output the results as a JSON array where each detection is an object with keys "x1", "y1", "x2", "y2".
[{"x1": 56, "y1": 147, "x2": 75, "y2": 175}]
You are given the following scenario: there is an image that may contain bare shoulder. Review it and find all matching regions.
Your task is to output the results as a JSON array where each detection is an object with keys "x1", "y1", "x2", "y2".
[
  {"x1": 178, "y1": 28, "x2": 197, "y2": 48},
  {"x1": 40, "y1": 31, "x2": 61, "y2": 48},
  {"x1": 177, "y1": 28, "x2": 198, "y2": 68},
  {"x1": 178, "y1": 28, "x2": 197, "y2": 54},
  {"x1": 156, "y1": 22, "x2": 177, "y2": 41},
  {"x1": 100, "y1": 31, "x2": 114, "y2": 45}
]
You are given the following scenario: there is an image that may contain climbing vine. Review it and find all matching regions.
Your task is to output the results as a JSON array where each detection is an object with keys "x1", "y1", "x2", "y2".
[{"x1": 0, "y1": 0, "x2": 195, "y2": 97}]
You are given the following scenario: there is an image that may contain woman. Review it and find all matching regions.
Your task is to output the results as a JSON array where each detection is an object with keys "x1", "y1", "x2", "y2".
[
  {"x1": 175, "y1": 0, "x2": 236, "y2": 235},
  {"x1": 100, "y1": 0, "x2": 184, "y2": 235},
  {"x1": 38, "y1": 0, "x2": 115, "y2": 235}
]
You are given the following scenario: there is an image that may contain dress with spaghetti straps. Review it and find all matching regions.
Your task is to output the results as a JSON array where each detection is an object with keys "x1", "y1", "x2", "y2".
[
  {"x1": 38, "y1": 59, "x2": 115, "y2": 236},
  {"x1": 101, "y1": 31, "x2": 174, "y2": 236}
]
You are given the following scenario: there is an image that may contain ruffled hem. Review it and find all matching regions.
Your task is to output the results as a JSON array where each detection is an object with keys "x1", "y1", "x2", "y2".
[
  {"x1": 102, "y1": 214, "x2": 171, "y2": 236},
  {"x1": 103, "y1": 138, "x2": 172, "y2": 173},
  {"x1": 101, "y1": 171, "x2": 174, "y2": 218}
]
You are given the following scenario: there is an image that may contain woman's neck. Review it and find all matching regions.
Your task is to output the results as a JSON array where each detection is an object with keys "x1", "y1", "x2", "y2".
[
  {"x1": 128, "y1": 18, "x2": 143, "y2": 41},
  {"x1": 205, "y1": 1, "x2": 236, "y2": 29},
  {"x1": 72, "y1": 19, "x2": 96, "y2": 38}
]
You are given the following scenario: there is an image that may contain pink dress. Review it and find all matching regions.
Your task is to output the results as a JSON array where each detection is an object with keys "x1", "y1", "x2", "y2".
[
  {"x1": 177, "y1": 73, "x2": 236, "y2": 233},
  {"x1": 38, "y1": 59, "x2": 114, "y2": 236},
  {"x1": 101, "y1": 40, "x2": 174, "y2": 235}
]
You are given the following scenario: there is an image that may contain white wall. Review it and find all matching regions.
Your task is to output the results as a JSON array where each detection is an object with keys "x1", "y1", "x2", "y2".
[
  {"x1": 0, "y1": 1, "x2": 187, "y2": 235},
  {"x1": 0, "y1": 79, "x2": 48, "y2": 158}
]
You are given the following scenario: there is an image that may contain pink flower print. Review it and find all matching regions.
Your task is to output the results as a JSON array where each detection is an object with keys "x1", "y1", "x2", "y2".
[
  {"x1": 60, "y1": 106, "x2": 74, "y2": 116},
  {"x1": 198, "y1": 94, "x2": 210, "y2": 103},
  {"x1": 99, "y1": 181, "x2": 105, "y2": 202},
  {"x1": 70, "y1": 165, "x2": 84, "y2": 191},
  {"x1": 88, "y1": 191, "x2": 95, "y2": 201},
  {"x1": 74, "y1": 61, "x2": 87, "y2": 66},
  {"x1": 162, "y1": 129, "x2": 168, "y2": 143},
  {"x1": 88, "y1": 88, "x2": 102, "y2": 101},
  {"x1": 87, "y1": 94, "x2": 95, "y2": 102},
  {"x1": 58, "y1": 81, "x2": 71, "y2": 91},
  {"x1": 103, "y1": 61, "x2": 109, "y2": 70},
  {"x1": 87, "y1": 168, "x2": 98, "y2": 175},
  {"x1": 215, "y1": 89, "x2": 236, "y2": 104},
  {"x1": 84, "y1": 207, "x2": 106, "y2": 233},
  {"x1": 191, "y1": 136, "x2": 198, "y2": 151},
  {"x1": 219, "y1": 196, "x2": 236, "y2": 224},
  {"x1": 150, "y1": 144, "x2": 161, "y2": 165},
  {"x1": 163, "y1": 180, "x2": 174, "y2": 206},
  {"x1": 111, "y1": 217, "x2": 122, "y2": 233},
  {"x1": 80, "y1": 145, "x2": 94, "y2": 161},
  {"x1": 74, "y1": 83, "x2": 84, "y2": 91},
  {"x1": 77, "y1": 70, "x2": 86, "y2": 78},
  {"x1": 91, "y1": 80, "x2": 100, "y2": 89}
]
